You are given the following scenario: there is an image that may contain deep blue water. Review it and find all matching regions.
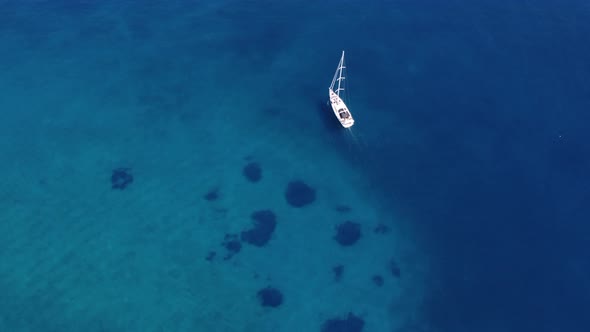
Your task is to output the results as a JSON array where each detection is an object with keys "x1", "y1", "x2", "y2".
[
  {"x1": 352, "y1": 1, "x2": 590, "y2": 331},
  {"x1": 1, "y1": 0, "x2": 590, "y2": 331}
]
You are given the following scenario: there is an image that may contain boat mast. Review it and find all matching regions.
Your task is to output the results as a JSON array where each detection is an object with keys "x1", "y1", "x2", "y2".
[
  {"x1": 336, "y1": 51, "x2": 345, "y2": 96},
  {"x1": 330, "y1": 50, "x2": 346, "y2": 96}
]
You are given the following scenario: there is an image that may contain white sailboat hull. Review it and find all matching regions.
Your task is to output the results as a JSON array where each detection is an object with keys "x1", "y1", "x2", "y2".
[{"x1": 329, "y1": 89, "x2": 354, "y2": 128}]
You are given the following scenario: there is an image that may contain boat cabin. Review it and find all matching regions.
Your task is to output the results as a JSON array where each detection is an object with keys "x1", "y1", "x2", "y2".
[{"x1": 338, "y1": 109, "x2": 351, "y2": 119}]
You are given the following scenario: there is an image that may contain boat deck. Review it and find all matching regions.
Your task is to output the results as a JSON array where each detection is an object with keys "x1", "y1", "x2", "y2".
[{"x1": 329, "y1": 89, "x2": 354, "y2": 128}]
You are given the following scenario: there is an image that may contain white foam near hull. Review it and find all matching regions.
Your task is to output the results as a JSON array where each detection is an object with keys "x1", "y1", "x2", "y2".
[{"x1": 329, "y1": 89, "x2": 354, "y2": 128}]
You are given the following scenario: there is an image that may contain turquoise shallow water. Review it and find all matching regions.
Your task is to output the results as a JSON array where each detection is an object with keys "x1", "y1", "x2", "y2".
[
  {"x1": 2, "y1": 1, "x2": 590, "y2": 332},
  {"x1": 0, "y1": 1, "x2": 425, "y2": 331}
]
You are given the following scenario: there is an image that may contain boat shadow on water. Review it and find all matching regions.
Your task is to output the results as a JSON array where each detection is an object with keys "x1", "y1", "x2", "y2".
[{"x1": 315, "y1": 99, "x2": 344, "y2": 132}]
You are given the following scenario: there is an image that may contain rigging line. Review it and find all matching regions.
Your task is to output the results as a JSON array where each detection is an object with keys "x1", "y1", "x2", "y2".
[{"x1": 342, "y1": 53, "x2": 351, "y2": 108}]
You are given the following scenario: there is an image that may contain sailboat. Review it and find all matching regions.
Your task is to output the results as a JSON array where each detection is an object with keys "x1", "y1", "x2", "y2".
[{"x1": 329, "y1": 50, "x2": 355, "y2": 128}]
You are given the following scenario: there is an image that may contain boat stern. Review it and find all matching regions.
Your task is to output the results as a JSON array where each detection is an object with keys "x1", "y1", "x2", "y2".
[{"x1": 341, "y1": 117, "x2": 355, "y2": 128}]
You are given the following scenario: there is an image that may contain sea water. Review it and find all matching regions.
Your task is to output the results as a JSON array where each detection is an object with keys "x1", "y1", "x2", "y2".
[{"x1": 1, "y1": 1, "x2": 589, "y2": 332}]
